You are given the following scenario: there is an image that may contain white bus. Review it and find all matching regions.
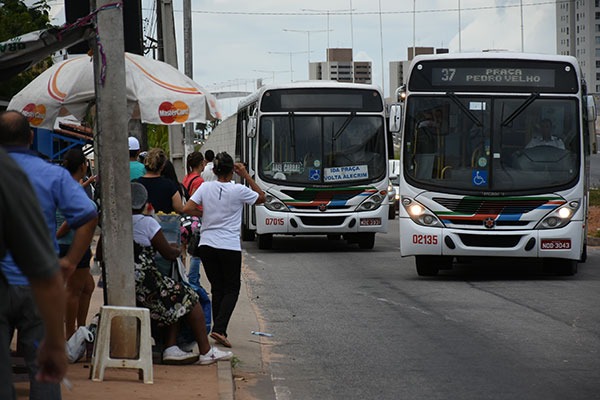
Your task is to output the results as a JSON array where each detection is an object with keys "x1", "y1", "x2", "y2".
[
  {"x1": 235, "y1": 81, "x2": 392, "y2": 250},
  {"x1": 388, "y1": 52, "x2": 597, "y2": 276}
]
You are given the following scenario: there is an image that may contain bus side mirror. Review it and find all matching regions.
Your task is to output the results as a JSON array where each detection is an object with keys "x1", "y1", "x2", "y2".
[
  {"x1": 389, "y1": 104, "x2": 402, "y2": 133},
  {"x1": 585, "y1": 95, "x2": 597, "y2": 122},
  {"x1": 247, "y1": 116, "x2": 257, "y2": 138}
]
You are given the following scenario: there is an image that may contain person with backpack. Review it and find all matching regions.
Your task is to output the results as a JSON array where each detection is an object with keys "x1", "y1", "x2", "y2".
[
  {"x1": 182, "y1": 151, "x2": 204, "y2": 203},
  {"x1": 182, "y1": 151, "x2": 205, "y2": 288}
]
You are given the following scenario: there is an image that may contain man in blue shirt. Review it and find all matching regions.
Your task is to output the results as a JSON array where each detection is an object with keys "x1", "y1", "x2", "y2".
[
  {"x1": 0, "y1": 110, "x2": 98, "y2": 399},
  {"x1": 0, "y1": 147, "x2": 68, "y2": 400}
]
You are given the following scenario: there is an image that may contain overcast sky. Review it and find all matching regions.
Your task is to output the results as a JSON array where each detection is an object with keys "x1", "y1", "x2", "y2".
[{"x1": 49, "y1": 0, "x2": 557, "y2": 117}]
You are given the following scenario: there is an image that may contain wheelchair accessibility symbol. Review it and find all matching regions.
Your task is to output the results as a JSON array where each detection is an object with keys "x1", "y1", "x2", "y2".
[
  {"x1": 472, "y1": 170, "x2": 487, "y2": 186},
  {"x1": 309, "y1": 169, "x2": 321, "y2": 181}
]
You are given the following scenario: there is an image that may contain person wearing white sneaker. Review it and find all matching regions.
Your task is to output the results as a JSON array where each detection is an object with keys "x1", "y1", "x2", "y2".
[
  {"x1": 199, "y1": 346, "x2": 233, "y2": 365},
  {"x1": 97, "y1": 183, "x2": 235, "y2": 367},
  {"x1": 163, "y1": 345, "x2": 199, "y2": 365}
]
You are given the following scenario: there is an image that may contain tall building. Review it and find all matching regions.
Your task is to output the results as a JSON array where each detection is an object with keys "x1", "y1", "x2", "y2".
[
  {"x1": 389, "y1": 47, "x2": 449, "y2": 99},
  {"x1": 556, "y1": 0, "x2": 599, "y2": 92},
  {"x1": 309, "y1": 48, "x2": 372, "y2": 84}
]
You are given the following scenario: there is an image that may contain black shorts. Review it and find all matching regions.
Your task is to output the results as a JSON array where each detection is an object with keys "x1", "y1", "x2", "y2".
[{"x1": 59, "y1": 244, "x2": 92, "y2": 269}]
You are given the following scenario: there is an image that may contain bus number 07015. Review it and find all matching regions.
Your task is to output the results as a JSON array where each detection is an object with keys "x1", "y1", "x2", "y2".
[
  {"x1": 265, "y1": 218, "x2": 284, "y2": 226},
  {"x1": 412, "y1": 234, "x2": 438, "y2": 245}
]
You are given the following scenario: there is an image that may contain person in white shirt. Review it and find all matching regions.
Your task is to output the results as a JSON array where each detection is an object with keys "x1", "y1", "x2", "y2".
[
  {"x1": 526, "y1": 119, "x2": 565, "y2": 150},
  {"x1": 201, "y1": 149, "x2": 217, "y2": 182},
  {"x1": 183, "y1": 152, "x2": 265, "y2": 348}
]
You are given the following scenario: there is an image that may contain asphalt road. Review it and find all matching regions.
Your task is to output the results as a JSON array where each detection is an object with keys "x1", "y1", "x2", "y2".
[{"x1": 240, "y1": 220, "x2": 600, "y2": 400}]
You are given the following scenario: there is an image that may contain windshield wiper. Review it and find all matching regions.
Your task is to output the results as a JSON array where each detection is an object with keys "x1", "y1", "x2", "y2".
[
  {"x1": 288, "y1": 111, "x2": 296, "y2": 159},
  {"x1": 501, "y1": 93, "x2": 539, "y2": 127},
  {"x1": 447, "y1": 92, "x2": 482, "y2": 127},
  {"x1": 332, "y1": 112, "x2": 356, "y2": 141}
]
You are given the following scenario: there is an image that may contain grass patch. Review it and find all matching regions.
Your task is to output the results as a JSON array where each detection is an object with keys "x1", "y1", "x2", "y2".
[{"x1": 591, "y1": 188, "x2": 600, "y2": 207}]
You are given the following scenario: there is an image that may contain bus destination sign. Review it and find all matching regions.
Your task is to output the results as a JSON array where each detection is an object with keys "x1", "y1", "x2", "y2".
[{"x1": 431, "y1": 67, "x2": 555, "y2": 87}]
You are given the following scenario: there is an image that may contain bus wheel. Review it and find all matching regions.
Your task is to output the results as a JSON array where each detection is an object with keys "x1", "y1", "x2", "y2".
[
  {"x1": 358, "y1": 233, "x2": 375, "y2": 249},
  {"x1": 544, "y1": 258, "x2": 578, "y2": 276},
  {"x1": 415, "y1": 256, "x2": 440, "y2": 276},
  {"x1": 241, "y1": 225, "x2": 255, "y2": 241},
  {"x1": 388, "y1": 205, "x2": 396, "y2": 220},
  {"x1": 580, "y1": 242, "x2": 587, "y2": 263},
  {"x1": 257, "y1": 234, "x2": 273, "y2": 250}
]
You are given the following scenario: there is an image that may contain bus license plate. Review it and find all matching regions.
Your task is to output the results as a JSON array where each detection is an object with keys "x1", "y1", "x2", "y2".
[
  {"x1": 540, "y1": 239, "x2": 571, "y2": 250},
  {"x1": 360, "y1": 218, "x2": 381, "y2": 226}
]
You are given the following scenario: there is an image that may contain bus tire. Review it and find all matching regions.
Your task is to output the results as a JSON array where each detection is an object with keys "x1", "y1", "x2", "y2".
[
  {"x1": 358, "y1": 233, "x2": 375, "y2": 249},
  {"x1": 544, "y1": 258, "x2": 578, "y2": 276},
  {"x1": 388, "y1": 205, "x2": 396, "y2": 220},
  {"x1": 257, "y1": 234, "x2": 273, "y2": 250},
  {"x1": 580, "y1": 242, "x2": 587, "y2": 263},
  {"x1": 415, "y1": 256, "x2": 441, "y2": 276},
  {"x1": 241, "y1": 225, "x2": 255, "y2": 241}
]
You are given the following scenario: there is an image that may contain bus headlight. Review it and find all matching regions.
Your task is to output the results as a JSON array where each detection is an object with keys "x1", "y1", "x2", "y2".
[
  {"x1": 536, "y1": 200, "x2": 579, "y2": 230},
  {"x1": 357, "y1": 193, "x2": 384, "y2": 211},
  {"x1": 402, "y1": 197, "x2": 443, "y2": 228},
  {"x1": 263, "y1": 193, "x2": 289, "y2": 212}
]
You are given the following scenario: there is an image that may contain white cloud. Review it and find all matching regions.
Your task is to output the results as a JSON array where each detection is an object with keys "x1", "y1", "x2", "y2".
[{"x1": 50, "y1": 0, "x2": 558, "y2": 116}]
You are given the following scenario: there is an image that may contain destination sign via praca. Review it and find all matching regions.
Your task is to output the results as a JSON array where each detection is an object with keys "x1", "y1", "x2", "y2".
[{"x1": 431, "y1": 67, "x2": 555, "y2": 87}]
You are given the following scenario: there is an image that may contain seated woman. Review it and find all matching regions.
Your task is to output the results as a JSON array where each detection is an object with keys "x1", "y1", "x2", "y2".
[{"x1": 98, "y1": 183, "x2": 232, "y2": 365}]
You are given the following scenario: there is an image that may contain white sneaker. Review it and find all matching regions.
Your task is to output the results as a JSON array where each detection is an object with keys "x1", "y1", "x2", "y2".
[
  {"x1": 179, "y1": 341, "x2": 199, "y2": 355},
  {"x1": 199, "y1": 346, "x2": 233, "y2": 365},
  {"x1": 162, "y1": 345, "x2": 199, "y2": 365}
]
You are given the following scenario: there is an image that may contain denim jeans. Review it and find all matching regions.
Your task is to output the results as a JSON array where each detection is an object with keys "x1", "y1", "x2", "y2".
[{"x1": 187, "y1": 256, "x2": 202, "y2": 291}]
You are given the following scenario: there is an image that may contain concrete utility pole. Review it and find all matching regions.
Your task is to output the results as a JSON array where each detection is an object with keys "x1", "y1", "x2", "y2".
[
  {"x1": 183, "y1": 0, "x2": 195, "y2": 158},
  {"x1": 92, "y1": 0, "x2": 137, "y2": 355},
  {"x1": 159, "y1": 0, "x2": 185, "y2": 178}
]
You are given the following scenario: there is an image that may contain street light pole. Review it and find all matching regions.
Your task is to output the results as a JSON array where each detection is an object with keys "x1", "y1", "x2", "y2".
[
  {"x1": 268, "y1": 51, "x2": 309, "y2": 82},
  {"x1": 253, "y1": 69, "x2": 287, "y2": 85},
  {"x1": 302, "y1": 8, "x2": 353, "y2": 50},
  {"x1": 283, "y1": 28, "x2": 330, "y2": 66}
]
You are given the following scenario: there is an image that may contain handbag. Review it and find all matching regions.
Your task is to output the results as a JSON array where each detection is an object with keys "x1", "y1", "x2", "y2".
[
  {"x1": 66, "y1": 326, "x2": 94, "y2": 363},
  {"x1": 187, "y1": 230, "x2": 201, "y2": 257},
  {"x1": 171, "y1": 257, "x2": 190, "y2": 285}
]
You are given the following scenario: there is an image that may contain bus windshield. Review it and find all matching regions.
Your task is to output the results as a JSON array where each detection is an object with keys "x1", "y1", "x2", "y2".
[
  {"x1": 258, "y1": 114, "x2": 387, "y2": 185},
  {"x1": 403, "y1": 95, "x2": 579, "y2": 193}
]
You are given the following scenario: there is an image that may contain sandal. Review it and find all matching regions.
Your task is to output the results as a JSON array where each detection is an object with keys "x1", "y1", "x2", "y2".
[{"x1": 210, "y1": 332, "x2": 232, "y2": 348}]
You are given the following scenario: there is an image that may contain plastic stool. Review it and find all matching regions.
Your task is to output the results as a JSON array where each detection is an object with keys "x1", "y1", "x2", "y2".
[{"x1": 90, "y1": 305, "x2": 153, "y2": 384}]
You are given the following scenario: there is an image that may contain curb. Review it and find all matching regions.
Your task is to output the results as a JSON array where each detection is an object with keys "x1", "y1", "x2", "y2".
[
  {"x1": 588, "y1": 235, "x2": 600, "y2": 247},
  {"x1": 217, "y1": 360, "x2": 235, "y2": 400}
]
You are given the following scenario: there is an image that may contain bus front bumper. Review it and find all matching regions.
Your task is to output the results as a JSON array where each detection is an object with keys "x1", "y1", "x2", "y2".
[
  {"x1": 256, "y1": 207, "x2": 388, "y2": 235},
  {"x1": 399, "y1": 217, "x2": 582, "y2": 260}
]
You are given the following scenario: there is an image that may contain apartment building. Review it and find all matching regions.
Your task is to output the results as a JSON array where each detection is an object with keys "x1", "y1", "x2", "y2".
[
  {"x1": 388, "y1": 47, "x2": 449, "y2": 98},
  {"x1": 556, "y1": 0, "x2": 600, "y2": 92},
  {"x1": 309, "y1": 48, "x2": 372, "y2": 84}
]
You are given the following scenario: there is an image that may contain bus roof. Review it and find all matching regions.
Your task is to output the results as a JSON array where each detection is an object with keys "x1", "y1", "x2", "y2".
[
  {"x1": 237, "y1": 81, "x2": 383, "y2": 111},
  {"x1": 410, "y1": 51, "x2": 580, "y2": 71}
]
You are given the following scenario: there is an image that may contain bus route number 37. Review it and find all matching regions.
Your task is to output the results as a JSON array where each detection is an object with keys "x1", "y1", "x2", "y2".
[
  {"x1": 265, "y1": 218, "x2": 284, "y2": 226},
  {"x1": 412, "y1": 234, "x2": 438, "y2": 245}
]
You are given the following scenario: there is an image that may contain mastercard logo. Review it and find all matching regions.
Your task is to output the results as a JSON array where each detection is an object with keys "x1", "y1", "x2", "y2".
[
  {"x1": 158, "y1": 101, "x2": 189, "y2": 124},
  {"x1": 21, "y1": 103, "x2": 46, "y2": 126}
]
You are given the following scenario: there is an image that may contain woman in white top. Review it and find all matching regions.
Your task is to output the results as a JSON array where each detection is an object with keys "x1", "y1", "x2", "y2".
[
  {"x1": 183, "y1": 152, "x2": 265, "y2": 348},
  {"x1": 98, "y1": 183, "x2": 232, "y2": 365}
]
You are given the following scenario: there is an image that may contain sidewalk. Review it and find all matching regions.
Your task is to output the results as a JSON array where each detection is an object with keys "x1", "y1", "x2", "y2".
[{"x1": 14, "y1": 272, "x2": 239, "y2": 400}]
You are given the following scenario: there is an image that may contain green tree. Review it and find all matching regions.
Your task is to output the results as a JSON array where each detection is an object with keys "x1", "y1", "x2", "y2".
[
  {"x1": 145, "y1": 124, "x2": 170, "y2": 156},
  {"x1": 0, "y1": 0, "x2": 53, "y2": 101}
]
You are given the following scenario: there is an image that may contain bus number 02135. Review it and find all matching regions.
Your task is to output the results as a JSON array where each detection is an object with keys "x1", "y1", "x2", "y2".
[{"x1": 412, "y1": 234, "x2": 438, "y2": 245}]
